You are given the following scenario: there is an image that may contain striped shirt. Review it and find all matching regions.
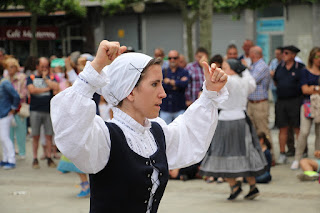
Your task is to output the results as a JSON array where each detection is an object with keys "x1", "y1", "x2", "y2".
[
  {"x1": 185, "y1": 61, "x2": 204, "y2": 103},
  {"x1": 248, "y1": 58, "x2": 271, "y2": 101}
]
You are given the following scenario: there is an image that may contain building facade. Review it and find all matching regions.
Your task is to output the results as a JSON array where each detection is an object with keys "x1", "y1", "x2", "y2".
[{"x1": 0, "y1": 2, "x2": 319, "y2": 65}]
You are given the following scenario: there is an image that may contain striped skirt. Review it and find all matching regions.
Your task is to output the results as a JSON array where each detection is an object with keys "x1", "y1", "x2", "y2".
[{"x1": 200, "y1": 117, "x2": 267, "y2": 178}]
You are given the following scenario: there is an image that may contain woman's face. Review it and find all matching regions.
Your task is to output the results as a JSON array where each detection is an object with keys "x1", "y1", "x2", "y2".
[
  {"x1": 313, "y1": 51, "x2": 320, "y2": 68},
  {"x1": 7, "y1": 62, "x2": 18, "y2": 76},
  {"x1": 130, "y1": 64, "x2": 167, "y2": 122}
]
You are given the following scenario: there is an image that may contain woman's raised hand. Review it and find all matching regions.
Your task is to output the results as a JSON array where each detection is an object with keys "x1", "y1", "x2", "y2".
[
  {"x1": 91, "y1": 40, "x2": 127, "y2": 73},
  {"x1": 202, "y1": 61, "x2": 228, "y2": 92}
]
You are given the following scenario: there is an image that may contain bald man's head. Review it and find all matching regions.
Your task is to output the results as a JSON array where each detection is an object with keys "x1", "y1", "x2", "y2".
[{"x1": 249, "y1": 46, "x2": 263, "y2": 62}]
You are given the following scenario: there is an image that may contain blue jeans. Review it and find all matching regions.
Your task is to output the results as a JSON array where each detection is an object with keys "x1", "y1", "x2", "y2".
[
  {"x1": 160, "y1": 110, "x2": 185, "y2": 124},
  {"x1": 256, "y1": 172, "x2": 272, "y2": 183}
]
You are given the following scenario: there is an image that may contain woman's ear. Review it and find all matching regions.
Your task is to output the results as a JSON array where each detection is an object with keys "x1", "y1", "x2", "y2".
[{"x1": 127, "y1": 88, "x2": 136, "y2": 102}]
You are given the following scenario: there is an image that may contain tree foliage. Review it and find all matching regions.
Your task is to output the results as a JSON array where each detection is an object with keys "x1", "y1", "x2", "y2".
[{"x1": 0, "y1": 0, "x2": 86, "y2": 16}]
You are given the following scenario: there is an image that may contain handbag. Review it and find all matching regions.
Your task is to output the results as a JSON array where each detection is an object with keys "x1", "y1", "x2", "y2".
[
  {"x1": 303, "y1": 102, "x2": 312, "y2": 118},
  {"x1": 18, "y1": 102, "x2": 30, "y2": 118},
  {"x1": 310, "y1": 94, "x2": 320, "y2": 123}
]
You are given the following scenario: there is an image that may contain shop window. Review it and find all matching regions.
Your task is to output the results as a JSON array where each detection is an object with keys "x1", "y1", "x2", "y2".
[{"x1": 257, "y1": 5, "x2": 283, "y2": 18}]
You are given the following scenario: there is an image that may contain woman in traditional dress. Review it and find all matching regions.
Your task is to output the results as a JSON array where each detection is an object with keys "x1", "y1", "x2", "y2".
[{"x1": 200, "y1": 59, "x2": 267, "y2": 201}]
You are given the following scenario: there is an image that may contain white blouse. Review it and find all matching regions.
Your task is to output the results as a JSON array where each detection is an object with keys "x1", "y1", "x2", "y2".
[
  {"x1": 50, "y1": 62, "x2": 228, "y2": 211},
  {"x1": 218, "y1": 70, "x2": 256, "y2": 121}
]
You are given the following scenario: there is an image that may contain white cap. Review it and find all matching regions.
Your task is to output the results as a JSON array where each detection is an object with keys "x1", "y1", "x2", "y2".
[{"x1": 100, "y1": 52, "x2": 152, "y2": 106}]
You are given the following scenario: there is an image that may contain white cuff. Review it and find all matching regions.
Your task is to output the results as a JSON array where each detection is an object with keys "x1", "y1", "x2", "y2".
[
  {"x1": 78, "y1": 62, "x2": 110, "y2": 89},
  {"x1": 201, "y1": 81, "x2": 229, "y2": 101}
]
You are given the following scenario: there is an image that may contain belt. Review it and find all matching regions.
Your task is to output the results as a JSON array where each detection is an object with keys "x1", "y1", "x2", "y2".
[{"x1": 248, "y1": 99, "x2": 268, "y2": 103}]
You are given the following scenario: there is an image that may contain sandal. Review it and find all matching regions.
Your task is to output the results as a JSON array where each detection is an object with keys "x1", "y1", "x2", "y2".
[
  {"x1": 77, "y1": 181, "x2": 90, "y2": 198},
  {"x1": 227, "y1": 181, "x2": 242, "y2": 200}
]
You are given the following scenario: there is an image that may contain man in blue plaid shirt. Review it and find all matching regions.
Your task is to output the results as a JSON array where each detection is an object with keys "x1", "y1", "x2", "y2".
[
  {"x1": 185, "y1": 47, "x2": 209, "y2": 107},
  {"x1": 247, "y1": 46, "x2": 272, "y2": 144}
]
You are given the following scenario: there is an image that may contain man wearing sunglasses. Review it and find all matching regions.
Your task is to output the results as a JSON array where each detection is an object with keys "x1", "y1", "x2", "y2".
[
  {"x1": 160, "y1": 50, "x2": 189, "y2": 124},
  {"x1": 273, "y1": 45, "x2": 305, "y2": 164}
]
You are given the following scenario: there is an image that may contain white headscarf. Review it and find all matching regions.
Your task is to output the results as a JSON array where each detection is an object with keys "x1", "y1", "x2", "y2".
[{"x1": 100, "y1": 52, "x2": 152, "y2": 106}]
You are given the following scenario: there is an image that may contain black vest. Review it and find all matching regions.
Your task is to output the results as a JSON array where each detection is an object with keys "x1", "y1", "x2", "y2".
[{"x1": 89, "y1": 122, "x2": 169, "y2": 213}]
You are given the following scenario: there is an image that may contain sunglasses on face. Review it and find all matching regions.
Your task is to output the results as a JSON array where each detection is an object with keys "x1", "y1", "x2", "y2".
[{"x1": 168, "y1": 57, "x2": 179, "y2": 60}]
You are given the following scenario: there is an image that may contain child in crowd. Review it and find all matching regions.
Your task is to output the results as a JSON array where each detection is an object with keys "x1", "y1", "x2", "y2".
[
  {"x1": 297, "y1": 150, "x2": 320, "y2": 181},
  {"x1": 256, "y1": 132, "x2": 272, "y2": 183}
]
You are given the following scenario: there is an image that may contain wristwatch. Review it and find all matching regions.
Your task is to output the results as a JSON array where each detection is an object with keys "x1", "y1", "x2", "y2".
[{"x1": 314, "y1": 85, "x2": 320, "y2": 91}]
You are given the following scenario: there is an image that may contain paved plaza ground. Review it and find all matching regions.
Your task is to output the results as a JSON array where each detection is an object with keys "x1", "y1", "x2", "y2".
[{"x1": 1, "y1": 106, "x2": 319, "y2": 213}]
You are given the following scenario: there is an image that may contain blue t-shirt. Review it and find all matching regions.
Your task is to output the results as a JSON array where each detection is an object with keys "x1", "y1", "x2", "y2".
[
  {"x1": 300, "y1": 68, "x2": 320, "y2": 101},
  {"x1": 27, "y1": 75, "x2": 56, "y2": 112}
]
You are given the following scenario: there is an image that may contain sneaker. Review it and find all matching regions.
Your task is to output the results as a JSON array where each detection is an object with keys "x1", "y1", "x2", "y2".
[
  {"x1": 3, "y1": 163, "x2": 16, "y2": 170},
  {"x1": 297, "y1": 172, "x2": 319, "y2": 181},
  {"x1": 277, "y1": 153, "x2": 287, "y2": 164},
  {"x1": 244, "y1": 187, "x2": 260, "y2": 200},
  {"x1": 47, "y1": 158, "x2": 56, "y2": 168},
  {"x1": 0, "y1": 161, "x2": 8, "y2": 167},
  {"x1": 285, "y1": 150, "x2": 295, "y2": 157},
  {"x1": 290, "y1": 160, "x2": 299, "y2": 170},
  {"x1": 77, "y1": 187, "x2": 90, "y2": 198},
  {"x1": 32, "y1": 158, "x2": 40, "y2": 169},
  {"x1": 18, "y1": 155, "x2": 26, "y2": 160}
]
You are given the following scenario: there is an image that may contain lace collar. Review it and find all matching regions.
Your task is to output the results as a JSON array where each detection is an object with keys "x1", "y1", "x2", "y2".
[{"x1": 112, "y1": 107, "x2": 152, "y2": 134}]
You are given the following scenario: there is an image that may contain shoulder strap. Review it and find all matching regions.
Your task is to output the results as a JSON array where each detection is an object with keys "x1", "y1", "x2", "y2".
[
  {"x1": 150, "y1": 122, "x2": 166, "y2": 150},
  {"x1": 105, "y1": 122, "x2": 125, "y2": 140},
  {"x1": 30, "y1": 74, "x2": 35, "y2": 81}
]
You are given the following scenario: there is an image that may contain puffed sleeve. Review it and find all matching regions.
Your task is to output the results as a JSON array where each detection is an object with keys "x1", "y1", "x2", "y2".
[
  {"x1": 51, "y1": 62, "x2": 111, "y2": 174},
  {"x1": 153, "y1": 83, "x2": 229, "y2": 169}
]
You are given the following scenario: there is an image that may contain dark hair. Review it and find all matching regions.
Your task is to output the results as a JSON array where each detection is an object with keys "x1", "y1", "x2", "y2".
[
  {"x1": 196, "y1": 47, "x2": 208, "y2": 56},
  {"x1": 226, "y1": 59, "x2": 246, "y2": 76},
  {"x1": 308, "y1": 47, "x2": 320, "y2": 68},
  {"x1": 210, "y1": 54, "x2": 223, "y2": 66},
  {"x1": 24, "y1": 56, "x2": 37, "y2": 72},
  {"x1": 227, "y1": 44, "x2": 237, "y2": 51},
  {"x1": 258, "y1": 132, "x2": 271, "y2": 150},
  {"x1": 0, "y1": 62, "x2": 4, "y2": 76},
  {"x1": 276, "y1": 46, "x2": 283, "y2": 52}
]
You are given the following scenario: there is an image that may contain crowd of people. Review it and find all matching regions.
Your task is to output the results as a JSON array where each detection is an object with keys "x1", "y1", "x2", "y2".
[{"x1": 0, "y1": 38, "x2": 320, "y2": 205}]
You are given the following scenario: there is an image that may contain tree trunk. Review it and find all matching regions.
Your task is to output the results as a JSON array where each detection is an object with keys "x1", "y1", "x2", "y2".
[
  {"x1": 30, "y1": 12, "x2": 38, "y2": 57},
  {"x1": 199, "y1": 0, "x2": 212, "y2": 56},
  {"x1": 185, "y1": 18, "x2": 194, "y2": 62}
]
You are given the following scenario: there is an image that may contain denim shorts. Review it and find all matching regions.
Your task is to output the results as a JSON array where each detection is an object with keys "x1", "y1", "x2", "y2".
[
  {"x1": 317, "y1": 159, "x2": 320, "y2": 173},
  {"x1": 30, "y1": 111, "x2": 53, "y2": 136}
]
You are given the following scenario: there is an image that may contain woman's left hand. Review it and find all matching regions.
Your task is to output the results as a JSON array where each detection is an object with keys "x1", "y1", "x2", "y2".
[{"x1": 202, "y1": 61, "x2": 228, "y2": 92}]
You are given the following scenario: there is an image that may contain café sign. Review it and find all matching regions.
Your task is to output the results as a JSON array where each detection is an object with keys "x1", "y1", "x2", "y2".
[{"x1": 0, "y1": 27, "x2": 59, "y2": 40}]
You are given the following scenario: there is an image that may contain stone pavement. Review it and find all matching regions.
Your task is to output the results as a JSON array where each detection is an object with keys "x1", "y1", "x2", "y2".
[{"x1": 1, "y1": 108, "x2": 320, "y2": 213}]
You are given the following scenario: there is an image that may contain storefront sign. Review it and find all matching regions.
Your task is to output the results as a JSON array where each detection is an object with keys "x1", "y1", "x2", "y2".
[
  {"x1": 256, "y1": 19, "x2": 284, "y2": 32},
  {"x1": 0, "y1": 27, "x2": 58, "y2": 40}
]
